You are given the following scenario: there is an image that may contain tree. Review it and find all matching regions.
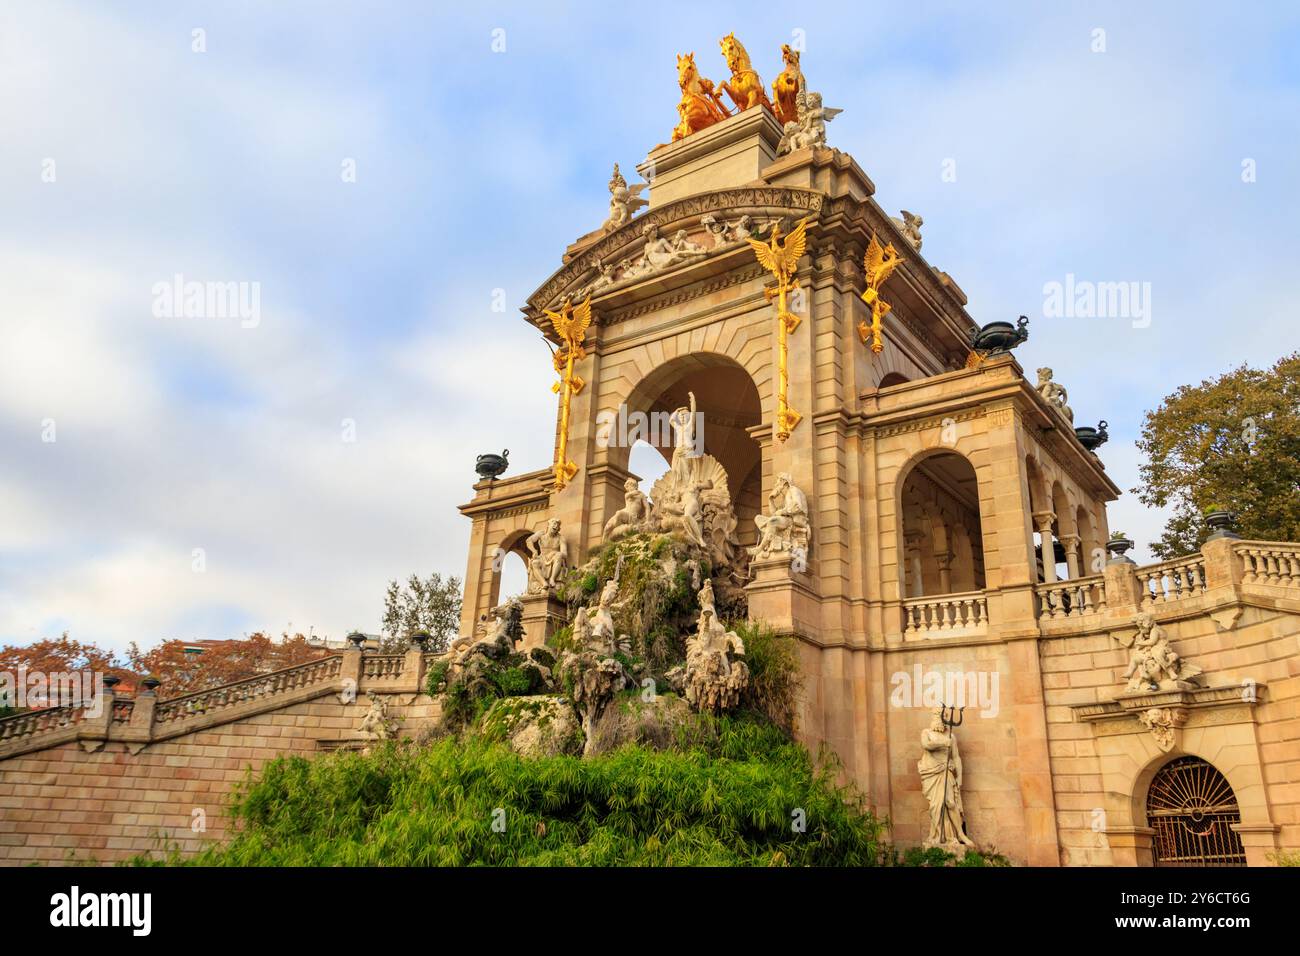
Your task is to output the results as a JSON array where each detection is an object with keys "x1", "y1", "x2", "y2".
[
  {"x1": 1135, "y1": 352, "x2": 1300, "y2": 559},
  {"x1": 381, "y1": 573, "x2": 463, "y2": 652},
  {"x1": 125, "y1": 633, "x2": 328, "y2": 696}
]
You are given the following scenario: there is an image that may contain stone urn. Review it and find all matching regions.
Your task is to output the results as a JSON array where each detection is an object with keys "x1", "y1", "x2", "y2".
[
  {"x1": 476, "y1": 449, "x2": 509, "y2": 481},
  {"x1": 346, "y1": 631, "x2": 368, "y2": 650},
  {"x1": 140, "y1": 677, "x2": 161, "y2": 694},
  {"x1": 1074, "y1": 420, "x2": 1109, "y2": 451},
  {"x1": 1105, "y1": 536, "x2": 1134, "y2": 562},
  {"x1": 969, "y1": 315, "x2": 1029, "y2": 355},
  {"x1": 1204, "y1": 509, "x2": 1239, "y2": 540}
]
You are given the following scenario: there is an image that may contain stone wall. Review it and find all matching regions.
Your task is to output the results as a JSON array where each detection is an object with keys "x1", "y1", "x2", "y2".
[{"x1": 0, "y1": 647, "x2": 442, "y2": 866}]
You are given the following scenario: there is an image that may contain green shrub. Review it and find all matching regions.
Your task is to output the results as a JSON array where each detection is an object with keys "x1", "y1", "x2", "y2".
[
  {"x1": 180, "y1": 713, "x2": 888, "y2": 867},
  {"x1": 733, "y1": 621, "x2": 800, "y2": 733}
]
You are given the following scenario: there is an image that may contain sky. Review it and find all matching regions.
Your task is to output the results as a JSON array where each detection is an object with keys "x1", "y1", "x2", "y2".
[{"x1": 1, "y1": 1, "x2": 1297, "y2": 651}]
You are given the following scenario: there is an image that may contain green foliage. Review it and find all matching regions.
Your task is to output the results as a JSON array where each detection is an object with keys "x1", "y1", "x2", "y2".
[
  {"x1": 734, "y1": 621, "x2": 800, "y2": 733},
  {"x1": 1135, "y1": 352, "x2": 1300, "y2": 558},
  {"x1": 181, "y1": 713, "x2": 889, "y2": 867},
  {"x1": 889, "y1": 845, "x2": 1009, "y2": 867},
  {"x1": 424, "y1": 659, "x2": 450, "y2": 696}
]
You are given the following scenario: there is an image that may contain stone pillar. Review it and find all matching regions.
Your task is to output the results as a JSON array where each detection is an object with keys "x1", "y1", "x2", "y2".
[
  {"x1": 1006, "y1": 636, "x2": 1063, "y2": 866},
  {"x1": 459, "y1": 514, "x2": 489, "y2": 638},
  {"x1": 1060, "y1": 533, "x2": 1081, "y2": 580},
  {"x1": 904, "y1": 530, "x2": 924, "y2": 598},
  {"x1": 1105, "y1": 825, "x2": 1155, "y2": 866},
  {"x1": 1201, "y1": 536, "x2": 1244, "y2": 593},
  {"x1": 1103, "y1": 554, "x2": 1141, "y2": 614},
  {"x1": 745, "y1": 556, "x2": 820, "y2": 637},
  {"x1": 519, "y1": 591, "x2": 568, "y2": 649},
  {"x1": 403, "y1": 646, "x2": 428, "y2": 694},
  {"x1": 1033, "y1": 511, "x2": 1057, "y2": 583},
  {"x1": 936, "y1": 550, "x2": 954, "y2": 594}
]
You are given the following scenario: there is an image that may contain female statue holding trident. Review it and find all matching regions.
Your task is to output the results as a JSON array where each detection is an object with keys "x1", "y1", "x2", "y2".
[{"x1": 918, "y1": 705, "x2": 976, "y2": 849}]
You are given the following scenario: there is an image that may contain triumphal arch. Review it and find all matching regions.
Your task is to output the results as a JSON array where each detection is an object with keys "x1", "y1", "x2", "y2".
[{"x1": 458, "y1": 36, "x2": 1300, "y2": 865}]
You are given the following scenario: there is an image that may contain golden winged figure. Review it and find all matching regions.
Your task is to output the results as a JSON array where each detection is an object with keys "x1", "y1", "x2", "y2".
[
  {"x1": 860, "y1": 233, "x2": 904, "y2": 353},
  {"x1": 542, "y1": 295, "x2": 592, "y2": 489},
  {"x1": 748, "y1": 218, "x2": 809, "y2": 442},
  {"x1": 748, "y1": 217, "x2": 808, "y2": 291}
]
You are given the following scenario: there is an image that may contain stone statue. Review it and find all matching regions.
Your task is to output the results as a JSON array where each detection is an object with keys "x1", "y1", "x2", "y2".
[
  {"x1": 776, "y1": 89, "x2": 842, "y2": 155},
  {"x1": 602, "y1": 163, "x2": 648, "y2": 233},
  {"x1": 358, "y1": 695, "x2": 395, "y2": 741},
  {"x1": 918, "y1": 707, "x2": 976, "y2": 850},
  {"x1": 1036, "y1": 368, "x2": 1074, "y2": 422},
  {"x1": 700, "y1": 213, "x2": 756, "y2": 247},
  {"x1": 588, "y1": 572, "x2": 621, "y2": 655},
  {"x1": 1117, "y1": 612, "x2": 1204, "y2": 693},
  {"x1": 526, "y1": 518, "x2": 569, "y2": 593},
  {"x1": 680, "y1": 589, "x2": 749, "y2": 714},
  {"x1": 638, "y1": 223, "x2": 707, "y2": 273},
  {"x1": 572, "y1": 603, "x2": 594, "y2": 648},
  {"x1": 718, "y1": 33, "x2": 773, "y2": 113},
  {"x1": 753, "y1": 472, "x2": 811, "y2": 564},
  {"x1": 672, "y1": 52, "x2": 730, "y2": 142},
  {"x1": 771, "y1": 43, "x2": 805, "y2": 127},
  {"x1": 890, "y1": 210, "x2": 923, "y2": 251},
  {"x1": 603, "y1": 477, "x2": 653, "y2": 542},
  {"x1": 451, "y1": 596, "x2": 522, "y2": 668}
]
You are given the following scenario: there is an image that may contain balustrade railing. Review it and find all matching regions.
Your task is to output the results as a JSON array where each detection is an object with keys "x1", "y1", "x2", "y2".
[
  {"x1": 1239, "y1": 543, "x2": 1300, "y2": 587},
  {"x1": 902, "y1": 591, "x2": 989, "y2": 637},
  {"x1": 0, "y1": 703, "x2": 87, "y2": 744},
  {"x1": 1136, "y1": 556, "x2": 1207, "y2": 606},
  {"x1": 361, "y1": 655, "x2": 406, "y2": 680},
  {"x1": 153, "y1": 655, "x2": 343, "y2": 725},
  {"x1": 1037, "y1": 574, "x2": 1107, "y2": 620}
]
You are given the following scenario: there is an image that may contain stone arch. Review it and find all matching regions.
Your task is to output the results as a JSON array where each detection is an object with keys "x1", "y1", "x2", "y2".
[
  {"x1": 487, "y1": 527, "x2": 534, "y2": 608},
  {"x1": 879, "y1": 371, "x2": 910, "y2": 388},
  {"x1": 895, "y1": 447, "x2": 987, "y2": 597},
  {"x1": 597, "y1": 350, "x2": 764, "y2": 550}
]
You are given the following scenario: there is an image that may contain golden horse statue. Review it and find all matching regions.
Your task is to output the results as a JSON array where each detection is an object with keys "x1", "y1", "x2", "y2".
[
  {"x1": 772, "y1": 43, "x2": 805, "y2": 127},
  {"x1": 718, "y1": 33, "x2": 773, "y2": 113},
  {"x1": 672, "y1": 52, "x2": 730, "y2": 142}
]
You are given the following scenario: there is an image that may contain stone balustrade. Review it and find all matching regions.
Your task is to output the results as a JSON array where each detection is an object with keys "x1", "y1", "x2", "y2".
[
  {"x1": 153, "y1": 655, "x2": 345, "y2": 725},
  {"x1": 1135, "y1": 555, "x2": 1207, "y2": 607},
  {"x1": 360, "y1": 654, "x2": 406, "y2": 680},
  {"x1": 0, "y1": 703, "x2": 87, "y2": 745},
  {"x1": 902, "y1": 590, "x2": 988, "y2": 638},
  {"x1": 1037, "y1": 574, "x2": 1107, "y2": 619},
  {"x1": 1239, "y1": 543, "x2": 1300, "y2": 587},
  {"x1": 0, "y1": 646, "x2": 444, "y2": 761}
]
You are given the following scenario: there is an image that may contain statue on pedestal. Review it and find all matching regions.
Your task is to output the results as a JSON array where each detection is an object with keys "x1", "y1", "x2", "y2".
[
  {"x1": 918, "y1": 706, "x2": 976, "y2": 850},
  {"x1": 890, "y1": 210, "x2": 924, "y2": 251},
  {"x1": 526, "y1": 519, "x2": 569, "y2": 594},
  {"x1": 1117, "y1": 612, "x2": 1204, "y2": 692},
  {"x1": 358, "y1": 695, "x2": 396, "y2": 741},
  {"x1": 752, "y1": 472, "x2": 811, "y2": 564},
  {"x1": 672, "y1": 52, "x2": 730, "y2": 142},
  {"x1": 771, "y1": 44, "x2": 805, "y2": 127},
  {"x1": 776, "y1": 89, "x2": 842, "y2": 155},
  {"x1": 602, "y1": 163, "x2": 648, "y2": 233},
  {"x1": 1036, "y1": 368, "x2": 1074, "y2": 422}
]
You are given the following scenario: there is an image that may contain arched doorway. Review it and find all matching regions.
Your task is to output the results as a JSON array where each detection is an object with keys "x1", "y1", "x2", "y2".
[
  {"x1": 489, "y1": 531, "x2": 532, "y2": 607},
  {"x1": 1146, "y1": 756, "x2": 1246, "y2": 867},
  {"x1": 897, "y1": 451, "x2": 986, "y2": 597},
  {"x1": 614, "y1": 353, "x2": 763, "y2": 551}
]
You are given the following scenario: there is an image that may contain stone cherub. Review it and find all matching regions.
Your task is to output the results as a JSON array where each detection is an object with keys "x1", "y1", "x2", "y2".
[
  {"x1": 526, "y1": 518, "x2": 568, "y2": 593},
  {"x1": 603, "y1": 476, "x2": 653, "y2": 542},
  {"x1": 602, "y1": 163, "x2": 648, "y2": 233},
  {"x1": 1117, "y1": 612, "x2": 1204, "y2": 693},
  {"x1": 777, "y1": 89, "x2": 842, "y2": 155},
  {"x1": 700, "y1": 213, "x2": 756, "y2": 247},
  {"x1": 357, "y1": 695, "x2": 395, "y2": 741},
  {"x1": 1036, "y1": 368, "x2": 1074, "y2": 422},
  {"x1": 891, "y1": 210, "x2": 923, "y2": 251},
  {"x1": 918, "y1": 707, "x2": 976, "y2": 850}
]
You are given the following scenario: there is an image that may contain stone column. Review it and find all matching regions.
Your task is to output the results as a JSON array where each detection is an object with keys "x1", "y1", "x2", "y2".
[
  {"x1": 1033, "y1": 511, "x2": 1057, "y2": 583},
  {"x1": 1060, "y1": 533, "x2": 1081, "y2": 580},
  {"x1": 904, "y1": 529, "x2": 924, "y2": 598}
]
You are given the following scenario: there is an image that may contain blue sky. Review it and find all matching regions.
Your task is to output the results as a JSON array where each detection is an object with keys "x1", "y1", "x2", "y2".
[{"x1": 2, "y1": 1, "x2": 1297, "y2": 650}]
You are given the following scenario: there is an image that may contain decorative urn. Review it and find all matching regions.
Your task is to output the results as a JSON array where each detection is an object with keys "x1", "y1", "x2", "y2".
[
  {"x1": 346, "y1": 631, "x2": 368, "y2": 650},
  {"x1": 140, "y1": 676, "x2": 161, "y2": 694},
  {"x1": 476, "y1": 449, "x2": 510, "y2": 481},
  {"x1": 1204, "y1": 509, "x2": 1239, "y2": 540},
  {"x1": 1105, "y1": 536, "x2": 1135, "y2": 562},
  {"x1": 1074, "y1": 420, "x2": 1109, "y2": 451},
  {"x1": 969, "y1": 315, "x2": 1029, "y2": 355}
]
